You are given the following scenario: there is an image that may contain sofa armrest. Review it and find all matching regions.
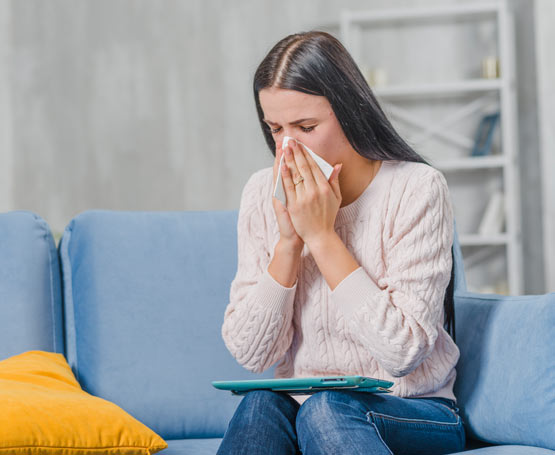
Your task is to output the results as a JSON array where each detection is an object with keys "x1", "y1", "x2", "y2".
[{"x1": 453, "y1": 288, "x2": 555, "y2": 450}]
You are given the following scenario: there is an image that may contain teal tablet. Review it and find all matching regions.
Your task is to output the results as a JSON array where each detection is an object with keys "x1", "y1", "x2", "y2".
[{"x1": 212, "y1": 375, "x2": 394, "y2": 395}]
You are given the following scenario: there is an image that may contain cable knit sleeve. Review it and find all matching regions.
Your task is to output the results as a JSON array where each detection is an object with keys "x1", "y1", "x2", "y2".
[
  {"x1": 331, "y1": 169, "x2": 454, "y2": 378},
  {"x1": 221, "y1": 170, "x2": 298, "y2": 374}
]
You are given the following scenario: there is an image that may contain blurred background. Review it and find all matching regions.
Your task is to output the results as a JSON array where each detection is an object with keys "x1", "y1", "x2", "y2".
[{"x1": 0, "y1": 0, "x2": 553, "y2": 295}]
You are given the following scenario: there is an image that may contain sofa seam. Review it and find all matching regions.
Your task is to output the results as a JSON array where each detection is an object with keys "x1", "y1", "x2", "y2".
[
  {"x1": 60, "y1": 220, "x2": 79, "y2": 382},
  {"x1": 31, "y1": 212, "x2": 59, "y2": 354}
]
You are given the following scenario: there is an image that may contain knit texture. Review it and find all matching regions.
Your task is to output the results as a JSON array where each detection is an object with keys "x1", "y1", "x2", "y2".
[{"x1": 222, "y1": 159, "x2": 460, "y2": 405}]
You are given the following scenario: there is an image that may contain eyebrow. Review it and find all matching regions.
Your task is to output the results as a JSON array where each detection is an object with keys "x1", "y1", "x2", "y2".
[{"x1": 263, "y1": 118, "x2": 317, "y2": 126}]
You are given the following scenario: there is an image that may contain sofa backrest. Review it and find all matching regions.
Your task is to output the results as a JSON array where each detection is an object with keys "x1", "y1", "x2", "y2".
[
  {"x1": 453, "y1": 291, "x2": 555, "y2": 450},
  {"x1": 0, "y1": 211, "x2": 64, "y2": 360},
  {"x1": 0, "y1": 207, "x2": 470, "y2": 440},
  {"x1": 452, "y1": 219, "x2": 467, "y2": 293},
  {"x1": 58, "y1": 209, "x2": 275, "y2": 440}
]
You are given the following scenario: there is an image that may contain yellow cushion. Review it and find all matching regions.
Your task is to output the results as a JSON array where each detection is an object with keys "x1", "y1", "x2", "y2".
[{"x1": 0, "y1": 350, "x2": 168, "y2": 454}]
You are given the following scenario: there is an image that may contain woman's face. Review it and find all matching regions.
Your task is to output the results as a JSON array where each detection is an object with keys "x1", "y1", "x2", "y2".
[{"x1": 259, "y1": 87, "x2": 354, "y2": 166}]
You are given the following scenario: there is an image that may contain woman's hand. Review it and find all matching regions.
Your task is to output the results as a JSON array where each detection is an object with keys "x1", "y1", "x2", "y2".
[
  {"x1": 272, "y1": 143, "x2": 304, "y2": 251},
  {"x1": 280, "y1": 139, "x2": 343, "y2": 246}
]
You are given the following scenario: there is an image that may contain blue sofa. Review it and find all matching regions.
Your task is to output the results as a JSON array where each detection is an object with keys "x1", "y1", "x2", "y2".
[{"x1": 0, "y1": 209, "x2": 553, "y2": 454}]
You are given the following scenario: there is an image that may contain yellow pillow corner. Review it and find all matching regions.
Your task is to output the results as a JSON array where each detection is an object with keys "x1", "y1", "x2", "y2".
[{"x1": 0, "y1": 350, "x2": 168, "y2": 454}]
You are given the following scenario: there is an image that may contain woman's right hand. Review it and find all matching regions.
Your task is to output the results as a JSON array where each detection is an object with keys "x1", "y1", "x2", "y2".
[{"x1": 272, "y1": 142, "x2": 304, "y2": 251}]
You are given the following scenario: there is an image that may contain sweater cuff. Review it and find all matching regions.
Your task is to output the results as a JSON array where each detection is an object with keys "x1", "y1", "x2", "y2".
[
  {"x1": 256, "y1": 265, "x2": 298, "y2": 313},
  {"x1": 331, "y1": 266, "x2": 382, "y2": 318}
]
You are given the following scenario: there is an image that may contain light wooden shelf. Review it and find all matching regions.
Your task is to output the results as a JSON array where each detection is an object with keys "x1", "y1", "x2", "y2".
[
  {"x1": 342, "y1": 2, "x2": 500, "y2": 25},
  {"x1": 432, "y1": 155, "x2": 506, "y2": 171},
  {"x1": 459, "y1": 233, "x2": 509, "y2": 246},
  {"x1": 373, "y1": 79, "x2": 503, "y2": 99},
  {"x1": 312, "y1": 3, "x2": 501, "y2": 35}
]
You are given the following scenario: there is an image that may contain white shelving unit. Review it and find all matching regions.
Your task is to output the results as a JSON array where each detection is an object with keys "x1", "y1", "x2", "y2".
[{"x1": 337, "y1": 1, "x2": 522, "y2": 294}]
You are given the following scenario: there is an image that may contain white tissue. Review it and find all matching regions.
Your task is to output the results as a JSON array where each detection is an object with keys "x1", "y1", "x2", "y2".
[{"x1": 273, "y1": 136, "x2": 335, "y2": 207}]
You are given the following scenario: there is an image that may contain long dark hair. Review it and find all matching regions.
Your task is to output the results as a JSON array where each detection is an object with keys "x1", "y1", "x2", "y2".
[{"x1": 253, "y1": 30, "x2": 456, "y2": 343}]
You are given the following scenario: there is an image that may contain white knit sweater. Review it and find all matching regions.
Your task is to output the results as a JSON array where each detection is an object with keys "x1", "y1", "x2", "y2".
[{"x1": 222, "y1": 159, "x2": 460, "y2": 405}]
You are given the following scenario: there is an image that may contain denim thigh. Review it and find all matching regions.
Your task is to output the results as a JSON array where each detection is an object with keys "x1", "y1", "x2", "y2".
[
  {"x1": 365, "y1": 394, "x2": 466, "y2": 455},
  {"x1": 297, "y1": 390, "x2": 465, "y2": 455},
  {"x1": 217, "y1": 390, "x2": 301, "y2": 455}
]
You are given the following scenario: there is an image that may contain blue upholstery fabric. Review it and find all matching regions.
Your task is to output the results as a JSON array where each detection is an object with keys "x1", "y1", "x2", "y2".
[
  {"x1": 454, "y1": 446, "x2": 555, "y2": 455},
  {"x1": 0, "y1": 210, "x2": 64, "y2": 360},
  {"x1": 162, "y1": 439, "x2": 223, "y2": 454},
  {"x1": 452, "y1": 219, "x2": 467, "y2": 293},
  {"x1": 58, "y1": 210, "x2": 274, "y2": 440},
  {"x1": 160, "y1": 440, "x2": 554, "y2": 454},
  {"x1": 14, "y1": 206, "x2": 548, "y2": 453},
  {"x1": 454, "y1": 290, "x2": 555, "y2": 450}
]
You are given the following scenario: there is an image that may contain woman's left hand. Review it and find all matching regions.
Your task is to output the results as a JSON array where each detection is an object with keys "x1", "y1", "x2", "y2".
[{"x1": 281, "y1": 139, "x2": 343, "y2": 246}]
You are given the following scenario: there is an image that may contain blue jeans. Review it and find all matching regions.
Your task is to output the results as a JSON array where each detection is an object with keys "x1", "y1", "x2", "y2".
[{"x1": 217, "y1": 389, "x2": 466, "y2": 455}]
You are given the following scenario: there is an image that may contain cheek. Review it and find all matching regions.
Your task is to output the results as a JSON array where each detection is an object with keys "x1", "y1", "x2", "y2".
[{"x1": 312, "y1": 134, "x2": 343, "y2": 164}]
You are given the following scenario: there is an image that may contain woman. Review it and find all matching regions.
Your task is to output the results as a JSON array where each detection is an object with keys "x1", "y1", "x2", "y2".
[{"x1": 218, "y1": 31, "x2": 465, "y2": 455}]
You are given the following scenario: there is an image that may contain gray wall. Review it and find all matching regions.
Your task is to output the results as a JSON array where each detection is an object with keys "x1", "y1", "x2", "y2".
[
  {"x1": 536, "y1": 0, "x2": 555, "y2": 292},
  {"x1": 0, "y1": 0, "x2": 13, "y2": 212},
  {"x1": 0, "y1": 0, "x2": 551, "y2": 293},
  {"x1": 511, "y1": 0, "x2": 544, "y2": 293}
]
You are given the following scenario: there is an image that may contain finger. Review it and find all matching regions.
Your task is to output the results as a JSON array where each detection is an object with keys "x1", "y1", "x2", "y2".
[
  {"x1": 329, "y1": 163, "x2": 343, "y2": 200},
  {"x1": 301, "y1": 145, "x2": 329, "y2": 187},
  {"x1": 289, "y1": 140, "x2": 317, "y2": 188},
  {"x1": 283, "y1": 142, "x2": 301, "y2": 186},
  {"x1": 280, "y1": 160, "x2": 297, "y2": 205},
  {"x1": 277, "y1": 141, "x2": 283, "y2": 158},
  {"x1": 277, "y1": 142, "x2": 285, "y2": 164}
]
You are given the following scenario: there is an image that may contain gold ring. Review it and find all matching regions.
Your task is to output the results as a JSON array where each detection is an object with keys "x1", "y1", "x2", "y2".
[{"x1": 294, "y1": 177, "x2": 304, "y2": 186}]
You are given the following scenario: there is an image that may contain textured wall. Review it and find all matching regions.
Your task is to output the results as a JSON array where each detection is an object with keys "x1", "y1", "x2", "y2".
[
  {"x1": 0, "y1": 0, "x2": 13, "y2": 212},
  {"x1": 0, "y1": 0, "x2": 549, "y2": 292}
]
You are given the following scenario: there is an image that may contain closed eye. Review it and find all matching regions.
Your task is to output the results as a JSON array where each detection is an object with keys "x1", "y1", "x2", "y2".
[{"x1": 269, "y1": 125, "x2": 315, "y2": 134}]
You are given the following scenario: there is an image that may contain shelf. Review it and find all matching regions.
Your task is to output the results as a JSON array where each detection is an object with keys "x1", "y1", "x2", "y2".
[
  {"x1": 432, "y1": 156, "x2": 506, "y2": 171},
  {"x1": 342, "y1": 2, "x2": 499, "y2": 25},
  {"x1": 338, "y1": 0, "x2": 523, "y2": 294},
  {"x1": 372, "y1": 79, "x2": 503, "y2": 99},
  {"x1": 459, "y1": 233, "x2": 509, "y2": 246},
  {"x1": 317, "y1": 3, "x2": 500, "y2": 30}
]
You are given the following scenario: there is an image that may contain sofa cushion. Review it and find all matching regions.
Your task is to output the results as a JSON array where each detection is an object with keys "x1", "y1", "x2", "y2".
[
  {"x1": 158, "y1": 440, "x2": 555, "y2": 455},
  {"x1": 162, "y1": 439, "x2": 223, "y2": 455},
  {"x1": 454, "y1": 291, "x2": 555, "y2": 450},
  {"x1": 0, "y1": 211, "x2": 64, "y2": 360},
  {"x1": 0, "y1": 350, "x2": 167, "y2": 454},
  {"x1": 452, "y1": 446, "x2": 555, "y2": 454},
  {"x1": 59, "y1": 210, "x2": 274, "y2": 440}
]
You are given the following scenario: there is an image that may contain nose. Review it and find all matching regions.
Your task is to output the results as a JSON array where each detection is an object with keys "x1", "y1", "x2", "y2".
[{"x1": 282, "y1": 135, "x2": 298, "y2": 149}]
